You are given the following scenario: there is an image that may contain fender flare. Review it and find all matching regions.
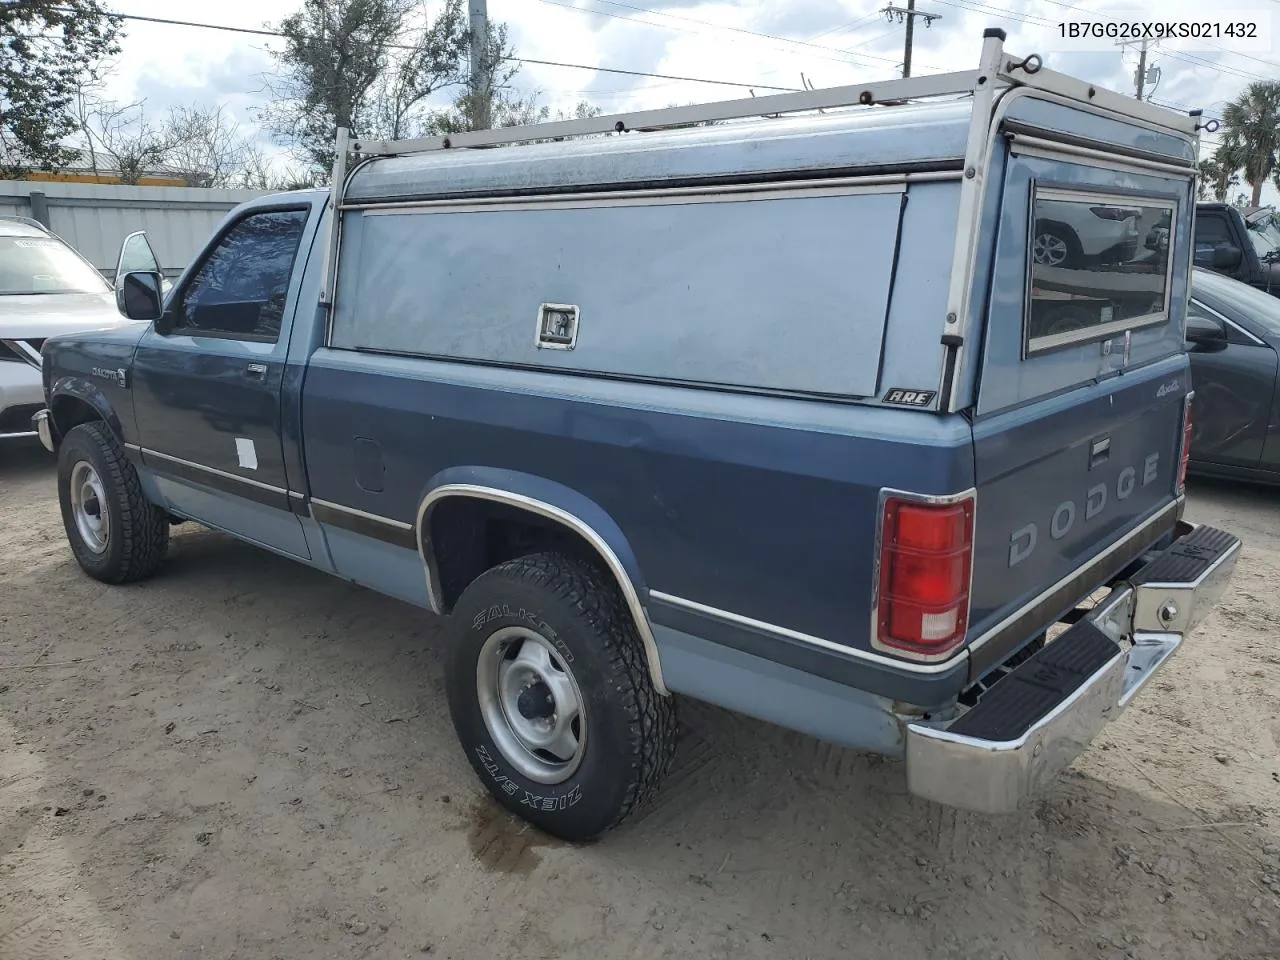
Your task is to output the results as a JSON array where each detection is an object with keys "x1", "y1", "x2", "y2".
[
  {"x1": 416, "y1": 465, "x2": 668, "y2": 695},
  {"x1": 47, "y1": 375, "x2": 124, "y2": 441}
]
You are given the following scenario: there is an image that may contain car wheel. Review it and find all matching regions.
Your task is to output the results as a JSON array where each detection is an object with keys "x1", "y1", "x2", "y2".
[
  {"x1": 57, "y1": 421, "x2": 169, "y2": 584},
  {"x1": 1032, "y1": 222, "x2": 1083, "y2": 269},
  {"x1": 445, "y1": 551, "x2": 678, "y2": 841}
]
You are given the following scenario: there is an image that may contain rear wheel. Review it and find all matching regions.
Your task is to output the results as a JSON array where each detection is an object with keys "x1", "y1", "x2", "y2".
[
  {"x1": 1032, "y1": 221, "x2": 1083, "y2": 268},
  {"x1": 445, "y1": 551, "x2": 677, "y2": 841},
  {"x1": 57, "y1": 422, "x2": 169, "y2": 584}
]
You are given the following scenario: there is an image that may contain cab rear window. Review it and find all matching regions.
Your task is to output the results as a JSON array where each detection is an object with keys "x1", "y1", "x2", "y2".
[{"x1": 1025, "y1": 187, "x2": 1176, "y2": 355}]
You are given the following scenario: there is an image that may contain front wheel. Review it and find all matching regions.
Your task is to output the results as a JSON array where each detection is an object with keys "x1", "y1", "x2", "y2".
[
  {"x1": 445, "y1": 551, "x2": 677, "y2": 841},
  {"x1": 57, "y1": 422, "x2": 169, "y2": 584}
]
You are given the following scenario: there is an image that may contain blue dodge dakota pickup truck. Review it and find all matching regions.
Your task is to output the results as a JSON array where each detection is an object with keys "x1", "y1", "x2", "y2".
[{"x1": 31, "y1": 30, "x2": 1241, "y2": 840}]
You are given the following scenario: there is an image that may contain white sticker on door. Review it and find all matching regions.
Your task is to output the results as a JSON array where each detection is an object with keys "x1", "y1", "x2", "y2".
[{"x1": 235, "y1": 437, "x2": 258, "y2": 470}]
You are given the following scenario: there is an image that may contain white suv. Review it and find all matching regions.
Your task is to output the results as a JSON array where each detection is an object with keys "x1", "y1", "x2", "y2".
[
  {"x1": 1032, "y1": 199, "x2": 1142, "y2": 268},
  {"x1": 0, "y1": 217, "x2": 134, "y2": 442}
]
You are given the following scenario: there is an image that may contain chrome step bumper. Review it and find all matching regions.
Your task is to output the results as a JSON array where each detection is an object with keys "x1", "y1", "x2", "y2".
[
  {"x1": 905, "y1": 521, "x2": 1240, "y2": 814},
  {"x1": 32, "y1": 408, "x2": 54, "y2": 453}
]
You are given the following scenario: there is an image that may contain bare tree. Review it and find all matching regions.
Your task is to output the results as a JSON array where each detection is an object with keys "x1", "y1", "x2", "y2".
[
  {"x1": 262, "y1": 0, "x2": 482, "y2": 173},
  {"x1": 80, "y1": 99, "x2": 176, "y2": 184},
  {"x1": 165, "y1": 104, "x2": 257, "y2": 188}
]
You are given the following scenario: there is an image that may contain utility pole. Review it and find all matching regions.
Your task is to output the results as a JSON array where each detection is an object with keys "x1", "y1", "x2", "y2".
[
  {"x1": 1118, "y1": 37, "x2": 1159, "y2": 101},
  {"x1": 881, "y1": 3, "x2": 941, "y2": 78},
  {"x1": 469, "y1": 0, "x2": 491, "y2": 130}
]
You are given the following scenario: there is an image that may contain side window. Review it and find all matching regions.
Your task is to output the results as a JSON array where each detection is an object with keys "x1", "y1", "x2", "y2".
[
  {"x1": 1193, "y1": 215, "x2": 1233, "y2": 266},
  {"x1": 1025, "y1": 188, "x2": 1175, "y2": 354},
  {"x1": 176, "y1": 209, "x2": 308, "y2": 342}
]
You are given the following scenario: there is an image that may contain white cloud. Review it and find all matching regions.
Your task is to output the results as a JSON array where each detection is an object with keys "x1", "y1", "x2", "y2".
[{"x1": 99, "y1": 0, "x2": 1279, "y2": 201}]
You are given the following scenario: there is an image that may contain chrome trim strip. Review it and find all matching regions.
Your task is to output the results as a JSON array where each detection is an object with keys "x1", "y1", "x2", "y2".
[
  {"x1": 1190, "y1": 299, "x2": 1265, "y2": 345},
  {"x1": 648, "y1": 590, "x2": 967, "y2": 675},
  {"x1": 1007, "y1": 132, "x2": 1197, "y2": 178},
  {"x1": 1, "y1": 339, "x2": 42, "y2": 370},
  {"x1": 354, "y1": 177, "x2": 909, "y2": 216},
  {"x1": 870, "y1": 486, "x2": 979, "y2": 663},
  {"x1": 140, "y1": 447, "x2": 292, "y2": 496},
  {"x1": 0, "y1": 430, "x2": 38, "y2": 440},
  {"x1": 967, "y1": 496, "x2": 1183, "y2": 657},
  {"x1": 311, "y1": 497, "x2": 413, "y2": 530},
  {"x1": 415, "y1": 483, "x2": 669, "y2": 696}
]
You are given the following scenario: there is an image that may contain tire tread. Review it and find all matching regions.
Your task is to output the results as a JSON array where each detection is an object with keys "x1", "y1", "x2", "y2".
[{"x1": 470, "y1": 550, "x2": 677, "y2": 833}]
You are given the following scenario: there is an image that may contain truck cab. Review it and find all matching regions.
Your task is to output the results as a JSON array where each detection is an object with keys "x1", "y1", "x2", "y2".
[
  {"x1": 1192, "y1": 201, "x2": 1280, "y2": 295},
  {"x1": 33, "y1": 29, "x2": 1241, "y2": 841}
]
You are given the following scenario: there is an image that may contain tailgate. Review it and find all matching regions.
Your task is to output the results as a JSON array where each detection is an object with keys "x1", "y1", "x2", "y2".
[{"x1": 966, "y1": 359, "x2": 1188, "y2": 665}]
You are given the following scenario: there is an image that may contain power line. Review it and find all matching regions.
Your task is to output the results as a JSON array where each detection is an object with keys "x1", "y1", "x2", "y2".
[
  {"x1": 807, "y1": 11, "x2": 888, "y2": 43},
  {"x1": 574, "y1": 0, "x2": 935, "y2": 70},
  {"x1": 53, "y1": 7, "x2": 801, "y2": 92},
  {"x1": 528, "y1": 0, "x2": 908, "y2": 70}
]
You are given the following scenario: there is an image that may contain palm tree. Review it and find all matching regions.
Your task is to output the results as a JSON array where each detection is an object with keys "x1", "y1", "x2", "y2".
[
  {"x1": 1219, "y1": 81, "x2": 1280, "y2": 207},
  {"x1": 1197, "y1": 149, "x2": 1240, "y2": 202}
]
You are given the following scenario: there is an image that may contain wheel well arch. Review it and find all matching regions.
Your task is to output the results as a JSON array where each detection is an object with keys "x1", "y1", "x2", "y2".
[
  {"x1": 50, "y1": 390, "x2": 116, "y2": 441},
  {"x1": 417, "y1": 482, "x2": 668, "y2": 696}
]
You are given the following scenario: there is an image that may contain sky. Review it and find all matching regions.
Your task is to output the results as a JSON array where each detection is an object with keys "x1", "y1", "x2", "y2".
[{"x1": 94, "y1": 0, "x2": 1280, "y2": 201}]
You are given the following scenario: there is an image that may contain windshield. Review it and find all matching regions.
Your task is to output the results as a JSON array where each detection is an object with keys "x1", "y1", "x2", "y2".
[
  {"x1": 1245, "y1": 213, "x2": 1280, "y2": 262},
  {"x1": 0, "y1": 235, "x2": 110, "y2": 295},
  {"x1": 1194, "y1": 268, "x2": 1280, "y2": 337}
]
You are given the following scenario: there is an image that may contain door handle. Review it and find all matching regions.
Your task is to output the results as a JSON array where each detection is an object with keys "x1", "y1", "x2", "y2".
[{"x1": 245, "y1": 362, "x2": 268, "y2": 382}]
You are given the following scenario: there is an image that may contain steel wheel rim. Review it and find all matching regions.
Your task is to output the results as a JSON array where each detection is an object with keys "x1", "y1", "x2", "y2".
[
  {"x1": 476, "y1": 626, "x2": 587, "y2": 785},
  {"x1": 69, "y1": 460, "x2": 109, "y2": 554},
  {"x1": 1033, "y1": 232, "x2": 1068, "y2": 266}
]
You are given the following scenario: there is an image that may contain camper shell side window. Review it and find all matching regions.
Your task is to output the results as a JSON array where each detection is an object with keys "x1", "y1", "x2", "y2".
[{"x1": 1024, "y1": 184, "x2": 1177, "y2": 357}]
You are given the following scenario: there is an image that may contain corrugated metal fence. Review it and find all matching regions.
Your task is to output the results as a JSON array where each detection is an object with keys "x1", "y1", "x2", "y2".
[{"x1": 0, "y1": 181, "x2": 270, "y2": 279}]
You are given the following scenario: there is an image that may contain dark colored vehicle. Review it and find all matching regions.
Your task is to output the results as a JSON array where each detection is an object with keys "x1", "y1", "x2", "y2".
[
  {"x1": 1192, "y1": 203, "x2": 1280, "y2": 295},
  {"x1": 1186, "y1": 266, "x2": 1280, "y2": 481}
]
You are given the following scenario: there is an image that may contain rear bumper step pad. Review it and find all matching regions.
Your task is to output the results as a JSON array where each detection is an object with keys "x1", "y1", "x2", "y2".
[
  {"x1": 905, "y1": 521, "x2": 1241, "y2": 815},
  {"x1": 946, "y1": 622, "x2": 1119, "y2": 742}
]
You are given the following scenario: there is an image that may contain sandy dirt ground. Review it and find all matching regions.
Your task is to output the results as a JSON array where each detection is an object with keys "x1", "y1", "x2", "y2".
[{"x1": 1, "y1": 437, "x2": 1278, "y2": 960}]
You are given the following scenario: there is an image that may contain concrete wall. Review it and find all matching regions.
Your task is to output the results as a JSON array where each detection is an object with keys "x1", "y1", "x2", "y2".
[{"x1": 0, "y1": 181, "x2": 272, "y2": 278}]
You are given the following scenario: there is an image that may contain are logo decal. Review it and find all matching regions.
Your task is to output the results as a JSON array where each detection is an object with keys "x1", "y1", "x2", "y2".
[{"x1": 882, "y1": 387, "x2": 937, "y2": 407}]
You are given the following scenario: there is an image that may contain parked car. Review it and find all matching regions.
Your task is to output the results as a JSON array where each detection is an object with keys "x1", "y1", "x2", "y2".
[
  {"x1": 1192, "y1": 202, "x2": 1280, "y2": 295},
  {"x1": 34, "y1": 29, "x2": 1240, "y2": 842},
  {"x1": 1185, "y1": 265, "x2": 1280, "y2": 481},
  {"x1": 0, "y1": 216, "x2": 137, "y2": 442},
  {"x1": 1031, "y1": 198, "x2": 1142, "y2": 268}
]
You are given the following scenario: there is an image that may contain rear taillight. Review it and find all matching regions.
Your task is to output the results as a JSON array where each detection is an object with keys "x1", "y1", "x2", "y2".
[
  {"x1": 1177, "y1": 391, "x2": 1194, "y2": 495},
  {"x1": 874, "y1": 492, "x2": 975, "y2": 662}
]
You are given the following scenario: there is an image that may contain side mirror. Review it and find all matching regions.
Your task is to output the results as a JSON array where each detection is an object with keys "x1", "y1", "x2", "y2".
[
  {"x1": 115, "y1": 230, "x2": 160, "y2": 286},
  {"x1": 116, "y1": 270, "x2": 165, "y2": 322},
  {"x1": 1213, "y1": 244, "x2": 1243, "y2": 271},
  {"x1": 1185, "y1": 312, "x2": 1228, "y2": 352}
]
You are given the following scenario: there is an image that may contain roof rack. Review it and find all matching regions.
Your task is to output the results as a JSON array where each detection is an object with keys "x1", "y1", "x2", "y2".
[{"x1": 339, "y1": 28, "x2": 1198, "y2": 165}]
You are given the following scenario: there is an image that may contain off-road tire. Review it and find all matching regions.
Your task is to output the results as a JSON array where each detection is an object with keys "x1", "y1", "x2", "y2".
[
  {"x1": 445, "y1": 551, "x2": 678, "y2": 841},
  {"x1": 57, "y1": 422, "x2": 169, "y2": 584}
]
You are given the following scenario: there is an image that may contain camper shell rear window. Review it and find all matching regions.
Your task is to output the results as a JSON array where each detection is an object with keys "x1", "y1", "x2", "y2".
[{"x1": 1024, "y1": 185, "x2": 1176, "y2": 356}]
